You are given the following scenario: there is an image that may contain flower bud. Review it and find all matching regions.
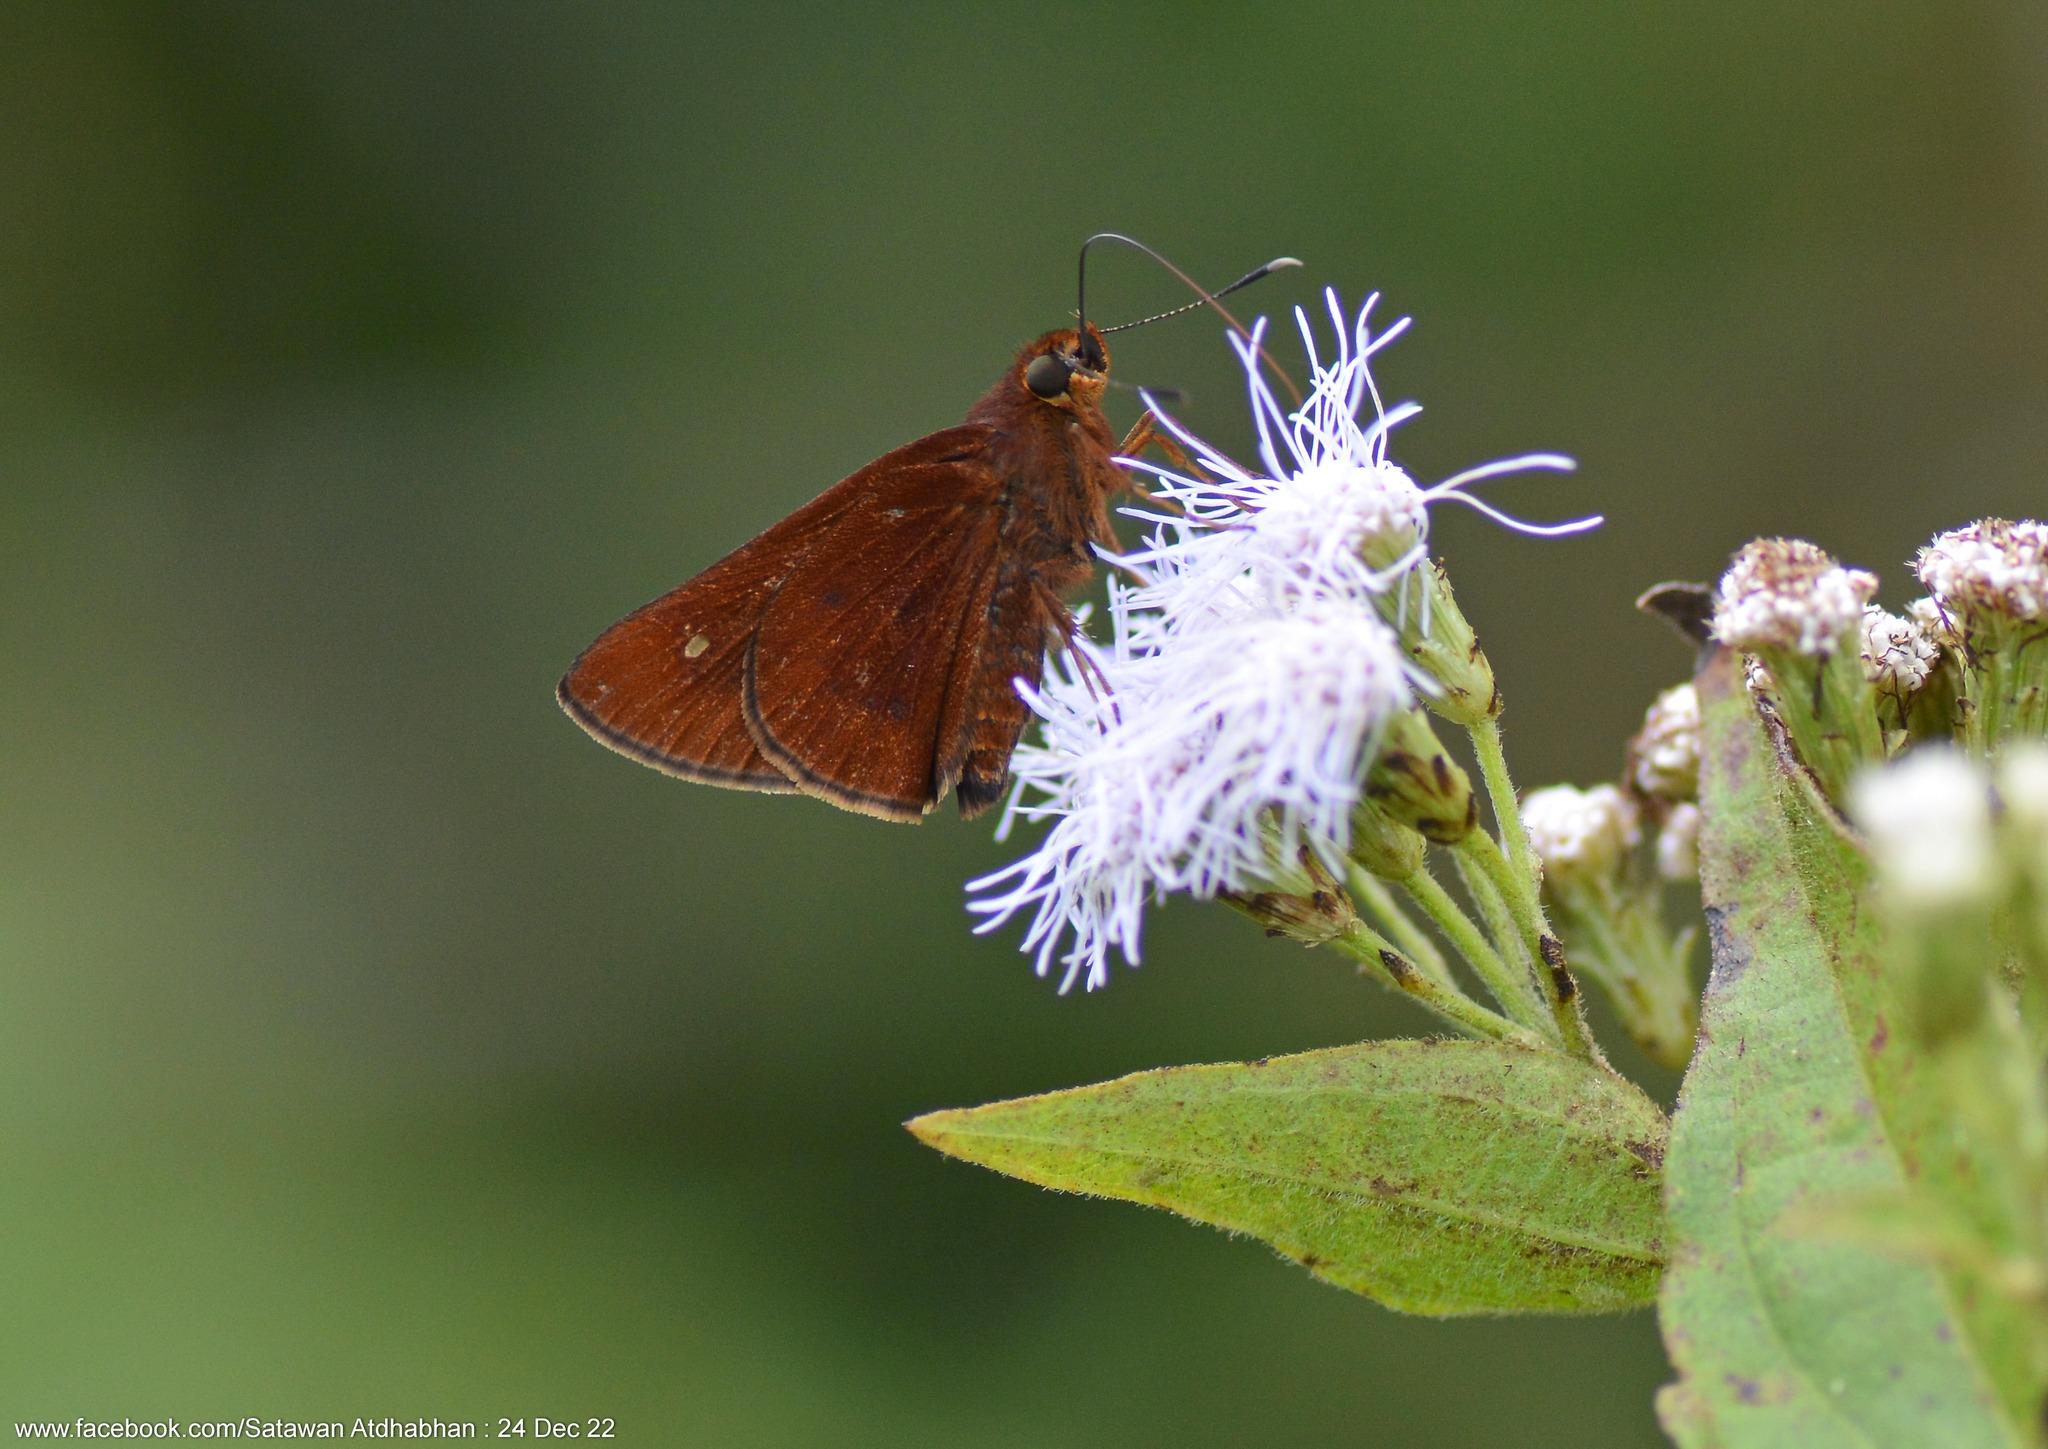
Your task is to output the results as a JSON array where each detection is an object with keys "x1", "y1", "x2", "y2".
[
  {"x1": 1858, "y1": 603, "x2": 1951, "y2": 742},
  {"x1": 1627, "y1": 683, "x2": 1701, "y2": 803},
  {"x1": 1859, "y1": 606, "x2": 1940, "y2": 698},
  {"x1": 1364, "y1": 707, "x2": 1477, "y2": 843},
  {"x1": 1915, "y1": 520, "x2": 2048, "y2": 750},
  {"x1": 1850, "y1": 748, "x2": 1997, "y2": 910},
  {"x1": 2001, "y1": 745, "x2": 2048, "y2": 857},
  {"x1": 1522, "y1": 784, "x2": 1639, "y2": 890},
  {"x1": 1220, "y1": 847, "x2": 1362, "y2": 948},
  {"x1": 1375, "y1": 561, "x2": 1499, "y2": 725},
  {"x1": 1522, "y1": 782, "x2": 1695, "y2": 1068},
  {"x1": 1851, "y1": 748, "x2": 2003, "y2": 1044},
  {"x1": 1883, "y1": 600, "x2": 1963, "y2": 744},
  {"x1": 1906, "y1": 596, "x2": 1961, "y2": 648},
  {"x1": 1712, "y1": 538, "x2": 1878, "y2": 657},
  {"x1": 1347, "y1": 796, "x2": 1428, "y2": 881},
  {"x1": 1711, "y1": 538, "x2": 1885, "y2": 803},
  {"x1": 1221, "y1": 888, "x2": 1360, "y2": 945},
  {"x1": 1916, "y1": 519, "x2": 2048, "y2": 631},
  {"x1": 1656, "y1": 802, "x2": 1702, "y2": 882}
]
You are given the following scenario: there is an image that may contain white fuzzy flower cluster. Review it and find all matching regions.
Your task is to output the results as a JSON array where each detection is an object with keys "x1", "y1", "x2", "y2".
[
  {"x1": 1629, "y1": 683, "x2": 1701, "y2": 802},
  {"x1": 1850, "y1": 748, "x2": 1997, "y2": 909},
  {"x1": 1916, "y1": 519, "x2": 2048, "y2": 625},
  {"x1": 1859, "y1": 606, "x2": 1941, "y2": 697},
  {"x1": 1656, "y1": 803, "x2": 1702, "y2": 882},
  {"x1": 969, "y1": 287, "x2": 1592, "y2": 992},
  {"x1": 1522, "y1": 784, "x2": 1640, "y2": 888},
  {"x1": 1711, "y1": 539, "x2": 1879, "y2": 657}
]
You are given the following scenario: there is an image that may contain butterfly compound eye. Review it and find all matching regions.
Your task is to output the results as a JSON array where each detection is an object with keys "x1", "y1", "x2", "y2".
[{"x1": 1024, "y1": 352, "x2": 1072, "y2": 399}]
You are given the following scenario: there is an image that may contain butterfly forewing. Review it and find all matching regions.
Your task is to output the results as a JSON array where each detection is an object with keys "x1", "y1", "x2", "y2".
[{"x1": 558, "y1": 426, "x2": 1007, "y2": 816}]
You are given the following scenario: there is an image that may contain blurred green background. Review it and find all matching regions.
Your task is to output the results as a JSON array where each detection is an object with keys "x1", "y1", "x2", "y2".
[{"x1": 3, "y1": 1, "x2": 2044, "y2": 1442}]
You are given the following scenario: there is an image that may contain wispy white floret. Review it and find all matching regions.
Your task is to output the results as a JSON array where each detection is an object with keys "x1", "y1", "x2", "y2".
[
  {"x1": 1712, "y1": 538, "x2": 1878, "y2": 656},
  {"x1": 1859, "y1": 606, "x2": 1941, "y2": 697},
  {"x1": 967, "y1": 591, "x2": 1416, "y2": 992},
  {"x1": 1850, "y1": 748, "x2": 1997, "y2": 909},
  {"x1": 965, "y1": 631, "x2": 1171, "y2": 993},
  {"x1": 1915, "y1": 519, "x2": 2048, "y2": 625},
  {"x1": 1523, "y1": 784, "x2": 1639, "y2": 887},
  {"x1": 1116, "y1": 288, "x2": 1598, "y2": 625},
  {"x1": 1630, "y1": 683, "x2": 1701, "y2": 801}
]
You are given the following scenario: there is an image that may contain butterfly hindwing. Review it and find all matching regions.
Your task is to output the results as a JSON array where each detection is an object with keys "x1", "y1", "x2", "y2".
[
  {"x1": 555, "y1": 559, "x2": 798, "y2": 793},
  {"x1": 744, "y1": 492, "x2": 1004, "y2": 819}
]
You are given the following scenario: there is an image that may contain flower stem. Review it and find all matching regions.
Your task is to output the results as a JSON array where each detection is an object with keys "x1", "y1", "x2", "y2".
[
  {"x1": 1968, "y1": 641, "x2": 2013, "y2": 756},
  {"x1": 1470, "y1": 715, "x2": 1539, "y2": 891},
  {"x1": 1331, "y1": 918, "x2": 1547, "y2": 1048},
  {"x1": 1464, "y1": 715, "x2": 1601, "y2": 1060},
  {"x1": 1458, "y1": 828, "x2": 1599, "y2": 1060},
  {"x1": 1572, "y1": 897, "x2": 1700, "y2": 1071},
  {"x1": 1347, "y1": 867, "x2": 1454, "y2": 988},
  {"x1": 1452, "y1": 845, "x2": 1544, "y2": 995},
  {"x1": 1393, "y1": 865, "x2": 1550, "y2": 1037}
]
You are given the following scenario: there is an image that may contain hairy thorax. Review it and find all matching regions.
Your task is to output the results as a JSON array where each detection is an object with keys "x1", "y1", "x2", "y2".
[{"x1": 981, "y1": 401, "x2": 1121, "y2": 606}]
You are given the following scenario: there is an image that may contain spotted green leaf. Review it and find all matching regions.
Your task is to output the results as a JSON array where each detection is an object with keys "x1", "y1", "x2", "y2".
[
  {"x1": 1656, "y1": 650, "x2": 2040, "y2": 1447},
  {"x1": 908, "y1": 1038, "x2": 1666, "y2": 1316}
]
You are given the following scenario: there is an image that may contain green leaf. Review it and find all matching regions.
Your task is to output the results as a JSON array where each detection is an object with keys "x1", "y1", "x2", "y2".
[
  {"x1": 908, "y1": 1038, "x2": 1666, "y2": 1316},
  {"x1": 1656, "y1": 650, "x2": 2042, "y2": 1447}
]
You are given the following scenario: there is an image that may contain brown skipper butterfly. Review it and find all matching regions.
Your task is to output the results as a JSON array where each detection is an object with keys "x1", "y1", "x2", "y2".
[{"x1": 558, "y1": 237, "x2": 1297, "y2": 821}]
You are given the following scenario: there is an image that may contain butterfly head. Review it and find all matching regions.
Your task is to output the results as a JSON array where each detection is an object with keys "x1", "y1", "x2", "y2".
[{"x1": 1019, "y1": 325, "x2": 1110, "y2": 411}]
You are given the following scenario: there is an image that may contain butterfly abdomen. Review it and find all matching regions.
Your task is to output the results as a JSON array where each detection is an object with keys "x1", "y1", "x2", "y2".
[{"x1": 945, "y1": 402, "x2": 1122, "y2": 817}]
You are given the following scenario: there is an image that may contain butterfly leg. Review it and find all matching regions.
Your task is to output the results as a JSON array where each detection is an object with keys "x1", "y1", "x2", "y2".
[
  {"x1": 1117, "y1": 411, "x2": 1212, "y2": 477},
  {"x1": 1117, "y1": 411, "x2": 1220, "y2": 519}
]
